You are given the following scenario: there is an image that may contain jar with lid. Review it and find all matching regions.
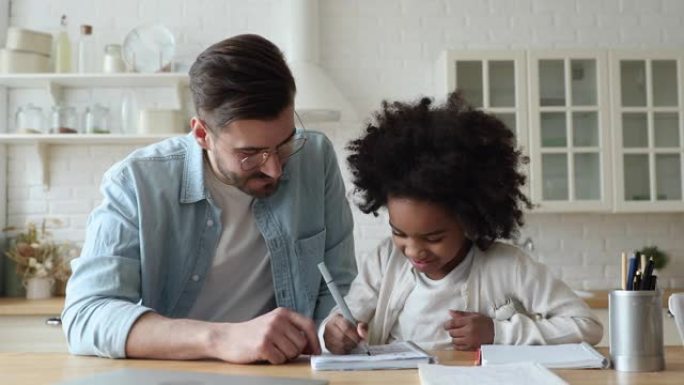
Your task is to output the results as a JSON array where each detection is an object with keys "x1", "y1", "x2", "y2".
[
  {"x1": 103, "y1": 44, "x2": 126, "y2": 73},
  {"x1": 83, "y1": 104, "x2": 111, "y2": 134},
  {"x1": 51, "y1": 105, "x2": 78, "y2": 134},
  {"x1": 15, "y1": 103, "x2": 44, "y2": 134}
]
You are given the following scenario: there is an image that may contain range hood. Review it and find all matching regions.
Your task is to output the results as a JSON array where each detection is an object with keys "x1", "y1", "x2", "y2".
[{"x1": 288, "y1": 0, "x2": 356, "y2": 122}]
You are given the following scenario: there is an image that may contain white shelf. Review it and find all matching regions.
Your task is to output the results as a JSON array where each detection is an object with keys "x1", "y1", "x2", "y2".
[
  {"x1": 0, "y1": 133, "x2": 180, "y2": 144},
  {"x1": 0, "y1": 72, "x2": 189, "y2": 106},
  {"x1": 0, "y1": 73, "x2": 189, "y2": 88},
  {"x1": 0, "y1": 133, "x2": 183, "y2": 189}
]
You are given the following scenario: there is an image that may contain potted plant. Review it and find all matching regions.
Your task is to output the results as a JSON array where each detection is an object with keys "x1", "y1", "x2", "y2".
[{"x1": 3, "y1": 221, "x2": 77, "y2": 299}]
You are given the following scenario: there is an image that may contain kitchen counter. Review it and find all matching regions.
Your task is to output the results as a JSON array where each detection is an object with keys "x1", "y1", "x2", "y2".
[
  {"x1": 0, "y1": 297, "x2": 65, "y2": 316},
  {"x1": 0, "y1": 289, "x2": 682, "y2": 316}
]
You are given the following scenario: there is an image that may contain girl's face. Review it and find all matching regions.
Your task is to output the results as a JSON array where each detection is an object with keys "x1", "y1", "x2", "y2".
[{"x1": 387, "y1": 196, "x2": 471, "y2": 280}]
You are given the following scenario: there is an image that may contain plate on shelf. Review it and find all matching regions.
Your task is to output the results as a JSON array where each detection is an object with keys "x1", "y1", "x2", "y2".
[{"x1": 123, "y1": 24, "x2": 176, "y2": 73}]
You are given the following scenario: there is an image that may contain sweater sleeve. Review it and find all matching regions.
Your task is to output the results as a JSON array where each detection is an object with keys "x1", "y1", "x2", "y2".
[
  {"x1": 492, "y1": 252, "x2": 603, "y2": 346},
  {"x1": 317, "y1": 238, "x2": 391, "y2": 349}
]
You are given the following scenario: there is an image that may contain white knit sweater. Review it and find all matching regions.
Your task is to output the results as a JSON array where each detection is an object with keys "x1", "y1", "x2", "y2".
[{"x1": 321, "y1": 238, "x2": 603, "y2": 348}]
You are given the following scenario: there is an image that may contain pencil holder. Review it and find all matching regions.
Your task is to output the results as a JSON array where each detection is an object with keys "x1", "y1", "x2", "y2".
[{"x1": 609, "y1": 290, "x2": 665, "y2": 372}]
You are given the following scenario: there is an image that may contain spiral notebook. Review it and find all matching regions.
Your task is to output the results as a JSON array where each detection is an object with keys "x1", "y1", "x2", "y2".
[
  {"x1": 480, "y1": 342, "x2": 609, "y2": 369},
  {"x1": 311, "y1": 341, "x2": 436, "y2": 371}
]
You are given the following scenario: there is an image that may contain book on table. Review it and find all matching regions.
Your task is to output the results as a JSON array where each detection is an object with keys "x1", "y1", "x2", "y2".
[
  {"x1": 480, "y1": 342, "x2": 609, "y2": 369},
  {"x1": 311, "y1": 341, "x2": 436, "y2": 371}
]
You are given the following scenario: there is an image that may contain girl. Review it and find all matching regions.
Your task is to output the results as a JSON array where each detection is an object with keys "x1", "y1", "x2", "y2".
[{"x1": 322, "y1": 92, "x2": 603, "y2": 353}]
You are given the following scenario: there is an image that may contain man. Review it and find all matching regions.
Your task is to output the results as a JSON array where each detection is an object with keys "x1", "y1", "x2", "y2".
[{"x1": 62, "y1": 34, "x2": 356, "y2": 364}]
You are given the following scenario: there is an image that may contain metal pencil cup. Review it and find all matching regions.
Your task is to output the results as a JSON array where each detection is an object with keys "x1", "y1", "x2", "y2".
[{"x1": 609, "y1": 290, "x2": 665, "y2": 372}]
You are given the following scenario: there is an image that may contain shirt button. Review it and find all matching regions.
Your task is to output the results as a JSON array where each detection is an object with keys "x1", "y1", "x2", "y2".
[
  {"x1": 191, "y1": 274, "x2": 200, "y2": 282},
  {"x1": 206, "y1": 219, "x2": 214, "y2": 227}
]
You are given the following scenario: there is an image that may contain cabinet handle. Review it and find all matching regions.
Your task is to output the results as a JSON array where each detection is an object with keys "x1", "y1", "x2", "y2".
[{"x1": 45, "y1": 317, "x2": 62, "y2": 326}]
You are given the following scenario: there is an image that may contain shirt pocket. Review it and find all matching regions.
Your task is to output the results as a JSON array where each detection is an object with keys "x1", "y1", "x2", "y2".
[{"x1": 295, "y1": 228, "x2": 327, "y2": 302}]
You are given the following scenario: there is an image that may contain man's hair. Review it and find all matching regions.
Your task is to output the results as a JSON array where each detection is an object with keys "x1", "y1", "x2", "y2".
[
  {"x1": 189, "y1": 34, "x2": 296, "y2": 130},
  {"x1": 346, "y1": 92, "x2": 532, "y2": 250}
]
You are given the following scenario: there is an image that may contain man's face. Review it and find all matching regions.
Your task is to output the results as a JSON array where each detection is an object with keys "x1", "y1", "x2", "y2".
[{"x1": 193, "y1": 106, "x2": 296, "y2": 198}]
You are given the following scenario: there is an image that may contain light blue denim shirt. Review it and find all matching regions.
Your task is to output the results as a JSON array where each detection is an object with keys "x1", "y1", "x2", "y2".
[{"x1": 62, "y1": 131, "x2": 356, "y2": 358}]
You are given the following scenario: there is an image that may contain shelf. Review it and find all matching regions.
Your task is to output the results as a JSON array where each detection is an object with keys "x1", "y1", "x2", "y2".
[
  {"x1": 0, "y1": 133, "x2": 182, "y2": 189},
  {"x1": 0, "y1": 133, "x2": 180, "y2": 144},
  {"x1": 0, "y1": 72, "x2": 189, "y2": 106},
  {"x1": 0, "y1": 73, "x2": 189, "y2": 88}
]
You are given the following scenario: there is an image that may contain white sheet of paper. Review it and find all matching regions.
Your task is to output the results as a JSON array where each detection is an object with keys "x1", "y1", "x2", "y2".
[{"x1": 418, "y1": 362, "x2": 568, "y2": 385}]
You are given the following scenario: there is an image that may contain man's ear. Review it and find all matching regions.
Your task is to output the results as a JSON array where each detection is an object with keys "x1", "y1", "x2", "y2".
[{"x1": 191, "y1": 117, "x2": 210, "y2": 150}]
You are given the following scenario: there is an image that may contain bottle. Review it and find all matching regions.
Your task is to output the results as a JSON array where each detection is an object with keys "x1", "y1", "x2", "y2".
[
  {"x1": 15, "y1": 104, "x2": 45, "y2": 134},
  {"x1": 120, "y1": 90, "x2": 138, "y2": 134},
  {"x1": 103, "y1": 44, "x2": 126, "y2": 73},
  {"x1": 54, "y1": 15, "x2": 72, "y2": 73},
  {"x1": 77, "y1": 24, "x2": 95, "y2": 73}
]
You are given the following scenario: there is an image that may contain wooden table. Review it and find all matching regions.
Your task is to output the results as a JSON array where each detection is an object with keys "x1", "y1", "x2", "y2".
[{"x1": 1, "y1": 347, "x2": 683, "y2": 385}]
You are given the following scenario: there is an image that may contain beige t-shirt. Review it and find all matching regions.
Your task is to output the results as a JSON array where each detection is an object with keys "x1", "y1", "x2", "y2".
[
  {"x1": 388, "y1": 247, "x2": 474, "y2": 349},
  {"x1": 187, "y1": 160, "x2": 276, "y2": 322}
]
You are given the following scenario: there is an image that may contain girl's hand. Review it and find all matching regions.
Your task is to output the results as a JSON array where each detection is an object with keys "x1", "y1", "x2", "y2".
[
  {"x1": 443, "y1": 310, "x2": 494, "y2": 351},
  {"x1": 323, "y1": 313, "x2": 367, "y2": 354}
]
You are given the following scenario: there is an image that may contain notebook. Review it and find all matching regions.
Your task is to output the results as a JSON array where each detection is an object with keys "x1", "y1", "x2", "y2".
[
  {"x1": 418, "y1": 362, "x2": 568, "y2": 385},
  {"x1": 54, "y1": 368, "x2": 328, "y2": 385},
  {"x1": 311, "y1": 341, "x2": 436, "y2": 371},
  {"x1": 480, "y1": 342, "x2": 609, "y2": 369}
]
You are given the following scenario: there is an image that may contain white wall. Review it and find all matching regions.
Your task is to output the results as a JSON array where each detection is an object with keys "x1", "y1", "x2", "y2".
[{"x1": 4, "y1": 0, "x2": 684, "y2": 289}]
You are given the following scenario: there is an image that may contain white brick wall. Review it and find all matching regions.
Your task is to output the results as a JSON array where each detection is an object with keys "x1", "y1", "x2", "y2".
[{"x1": 4, "y1": 0, "x2": 684, "y2": 290}]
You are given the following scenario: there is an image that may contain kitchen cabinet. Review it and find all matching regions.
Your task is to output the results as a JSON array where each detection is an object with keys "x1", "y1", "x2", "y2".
[
  {"x1": 610, "y1": 51, "x2": 684, "y2": 212},
  {"x1": 438, "y1": 49, "x2": 684, "y2": 213},
  {"x1": 528, "y1": 50, "x2": 612, "y2": 212},
  {"x1": 436, "y1": 50, "x2": 529, "y2": 196},
  {"x1": 0, "y1": 73, "x2": 189, "y2": 189}
]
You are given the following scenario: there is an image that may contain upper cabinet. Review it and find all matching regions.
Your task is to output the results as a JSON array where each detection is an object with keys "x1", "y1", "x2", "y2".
[
  {"x1": 528, "y1": 50, "x2": 612, "y2": 212},
  {"x1": 436, "y1": 50, "x2": 528, "y2": 146},
  {"x1": 436, "y1": 50, "x2": 529, "y2": 196},
  {"x1": 611, "y1": 51, "x2": 684, "y2": 212},
  {"x1": 438, "y1": 49, "x2": 684, "y2": 213}
]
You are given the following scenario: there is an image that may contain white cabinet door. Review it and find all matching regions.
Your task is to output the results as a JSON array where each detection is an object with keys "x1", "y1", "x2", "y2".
[
  {"x1": 436, "y1": 50, "x2": 529, "y2": 196},
  {"x1": 611, "y1": 51, "x2": 684, "y2": 212},
  {"x1": 528, "y1": 50, "x2": 612, "y2": 212}
]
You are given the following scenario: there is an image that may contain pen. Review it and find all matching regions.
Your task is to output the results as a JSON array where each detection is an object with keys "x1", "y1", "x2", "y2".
[
  {"x1": 633, "y1": 270, "x2": 642, "y2": 291},
  {"x1": 626, "y1": 255, "x2": 638, "y2": 290},
  {"x1": 620, "y1": 252, "x2": 627, "y2": 291},
  {"x1": 641, "y1": 256, "x2": 655, "y2": 291},
  {"x1": 317, "y1": 262, "x2": 371, "y2": 356}
]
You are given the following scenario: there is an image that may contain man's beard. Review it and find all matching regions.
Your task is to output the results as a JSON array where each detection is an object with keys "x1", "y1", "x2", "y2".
[{"x1": 215, "y1": 162, "x2": 279, "y2": 198}]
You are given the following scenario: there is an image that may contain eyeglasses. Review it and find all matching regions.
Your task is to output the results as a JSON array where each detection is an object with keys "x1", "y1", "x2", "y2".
[{"x1": 238, "y1": 136, "x2": 307, "y2": 171}]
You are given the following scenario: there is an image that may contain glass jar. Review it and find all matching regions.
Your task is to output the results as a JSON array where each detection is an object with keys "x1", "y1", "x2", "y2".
[
  {"x1": 83, "y1": 104, "x2": 110, "y2": 134},
  {"x1": 15, "y1": 103, "x2": 44, "y2": 134},
  {"x1": 51, "y1": 105, "x2": 78, "y2": 134},
  {"x1": 103, "y1": 44, "x2": 126, "y2": 73}
]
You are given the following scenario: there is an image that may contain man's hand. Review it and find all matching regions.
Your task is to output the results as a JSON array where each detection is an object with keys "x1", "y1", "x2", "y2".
[
  {"x1": 443, "y1": 310, "x2": 494, "y2": 351},
  {"x1": 210, "y1": 307, "x2": 321, "y2": 364},
  {"x1": 323, "y1": 313, "x2": 368, "y2": 354}
]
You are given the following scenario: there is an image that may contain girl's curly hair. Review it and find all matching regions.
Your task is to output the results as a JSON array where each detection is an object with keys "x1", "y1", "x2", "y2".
[{"x1": 347, "y1": 92, "x2": 532, "y2": 250}]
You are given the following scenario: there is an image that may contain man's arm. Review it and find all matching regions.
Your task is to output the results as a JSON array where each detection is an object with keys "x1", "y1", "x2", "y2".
[{"x1": 125, "y1": 308, "x2": 321, "y2": 364}]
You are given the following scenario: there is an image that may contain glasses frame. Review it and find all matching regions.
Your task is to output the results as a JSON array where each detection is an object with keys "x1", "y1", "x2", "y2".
[{"x1": 199, "y1": 111, "x2": 308, "y2": 172}]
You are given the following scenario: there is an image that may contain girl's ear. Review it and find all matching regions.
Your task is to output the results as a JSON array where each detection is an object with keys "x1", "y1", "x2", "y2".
[{"x1": 191, "y1": 117, "x2": 211, "y2": 150}]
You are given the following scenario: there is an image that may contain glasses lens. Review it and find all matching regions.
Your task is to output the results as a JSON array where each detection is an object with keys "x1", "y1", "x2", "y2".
[{"x1": 240, "y1": 152, "x2": 266, "y2": 171}]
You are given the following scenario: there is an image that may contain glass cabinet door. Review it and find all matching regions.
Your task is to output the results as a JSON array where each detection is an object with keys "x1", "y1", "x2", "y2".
[
  {"x1": 613, "y1": 52, "x2": 684, "y2": 211},
  {"x1": 529, "y1": 51, "x2": 611, "y2": 211},
  {"x1": 439, "y1": 50, "x2": 530, "y2": 199},
  {"x1": 449, "y1": 53, "x2": 526, "y2": 141}
]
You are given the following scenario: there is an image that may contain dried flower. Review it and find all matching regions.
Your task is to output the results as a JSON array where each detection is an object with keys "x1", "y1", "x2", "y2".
[{"x1": 3, "y1": 220, "x2": 80, "y2": 281}]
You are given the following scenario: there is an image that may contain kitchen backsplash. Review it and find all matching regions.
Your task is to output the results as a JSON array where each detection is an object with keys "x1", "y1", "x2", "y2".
[{"x1": 3, "y1": 0, "x2": 684, "y2": 290}]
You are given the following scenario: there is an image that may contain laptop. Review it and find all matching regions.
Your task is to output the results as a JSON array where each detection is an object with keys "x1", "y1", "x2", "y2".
[{"x1": 55, "y1": 368, "x2": 329, "y2": 385}]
